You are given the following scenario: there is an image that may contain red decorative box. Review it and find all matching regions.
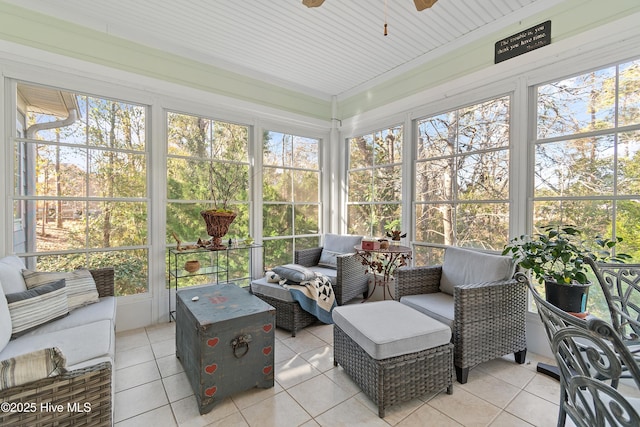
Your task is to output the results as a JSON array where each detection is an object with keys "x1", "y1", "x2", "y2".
[{"x1": 362, "y1": 240, "x2": 380, "y2": 250}]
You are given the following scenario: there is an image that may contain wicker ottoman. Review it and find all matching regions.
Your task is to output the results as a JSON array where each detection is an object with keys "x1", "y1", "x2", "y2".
[
  {"x1": 333, "y1": 300, "x2": 453, "y2": 417},
  {"x1": 250, "y1": 277, "x2": 317, "y2": 337}
]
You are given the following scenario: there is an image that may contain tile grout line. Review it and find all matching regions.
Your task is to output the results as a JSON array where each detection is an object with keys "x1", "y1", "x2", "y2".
[
  {"x1": 152, "y1": 328, "x2": 180, "y2": 427},
  {"x1": 116, "y1": 324, "x2": 560, "y2": 427}
]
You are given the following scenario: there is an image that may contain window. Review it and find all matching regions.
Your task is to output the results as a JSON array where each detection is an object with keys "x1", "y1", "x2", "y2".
[
  {"x1": 166, "y1": 112, "x2": 251, "y2": 285},
  {"x1": 414, "y1": 97, "x2": 510, "y2": 264},
  {"x1": 12, "y1": 82, "x2": 149, "y2": 296},
  {"x1": 262, "y1": 131, "x2": 321, "y2": 267},
  {"x1": 533, "y1": 58, "x2": 640, "y2": 317},
  {"x1": 347, "y1": 126, "x2": 403, "y2": 238}
]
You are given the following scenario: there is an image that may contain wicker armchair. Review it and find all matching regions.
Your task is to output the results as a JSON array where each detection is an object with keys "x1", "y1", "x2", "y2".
[
  {"x1": 394, "y1": 247, "x2": 527, "y2": 384},
  {"x1": 295, "y1": 246, "x2": 369, "y2": 305},
  {"x1": 523, "y1": 272, "x2": 640, "y2": 427},
  {"x1": 0, "y1": 268, "x2": 114, "y2": 427}
]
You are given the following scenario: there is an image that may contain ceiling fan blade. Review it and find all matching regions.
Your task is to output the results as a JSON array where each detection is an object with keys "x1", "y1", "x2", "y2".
[
  {"x1": 414, "y1": 0, "x2": 438, "y2": 11},
  {"x1": 302, "y1": 0, "x2": 325, "y2": 7}
]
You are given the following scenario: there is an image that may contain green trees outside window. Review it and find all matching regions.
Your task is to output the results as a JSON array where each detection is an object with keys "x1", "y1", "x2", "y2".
[
  {"x1": 262, "y1": 131, "x2": 321, "y2": 268},
  {"x1": 166, "y1": 112, "x2": 251, "y2": 286},
  {"x1": 534, "y1": 59, "x2": 640, "y2": 257},
  {"x1": 347, "y1": 126, "x2": 403, "y2": 239},
  {"x1": 414, "y1": 97, "x2": 510, "y2": 265},
  {"x1": 13, "y1": 82, "x2": 148, "y2": 296},
  {"x1": 534, "y1": 59, "x2": 640, "y2": 318}
]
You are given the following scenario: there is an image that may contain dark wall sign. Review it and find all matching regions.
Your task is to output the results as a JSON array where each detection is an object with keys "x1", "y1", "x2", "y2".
[{"x1": 495, "y1": 20, "x2": 551, "y2": 64}]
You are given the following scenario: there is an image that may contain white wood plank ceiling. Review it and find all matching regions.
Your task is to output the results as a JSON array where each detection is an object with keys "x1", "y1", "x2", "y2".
[{"x1": 4, "y1": 0, "x2": 562, "y2": 99}]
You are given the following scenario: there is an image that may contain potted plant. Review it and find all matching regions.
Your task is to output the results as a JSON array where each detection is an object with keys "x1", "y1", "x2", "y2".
[
  {"x1": 200, "y1": 161, "x2": 248, "y2": 250},
  {"x1": 502, "y1": 224, "x2": 629, "y2": 313}
]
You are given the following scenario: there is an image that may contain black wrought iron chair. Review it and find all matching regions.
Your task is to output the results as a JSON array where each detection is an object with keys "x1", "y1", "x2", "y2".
[
  {"x1": 520, "y1": 272, "x2": 640, "y2": 427},
  {"x1": 584, "y1": 257, "x2": 640, "y2": 342}
]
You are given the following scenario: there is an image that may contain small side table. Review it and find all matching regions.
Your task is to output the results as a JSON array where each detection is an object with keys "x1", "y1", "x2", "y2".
[{"x1": 354, "y1": 244, "x2": 412, "y2": 301}]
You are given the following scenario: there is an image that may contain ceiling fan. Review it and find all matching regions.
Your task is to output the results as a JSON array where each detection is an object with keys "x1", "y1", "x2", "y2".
[{"x1": 302, "y1": 0, "x2": 438, "y2": 11}]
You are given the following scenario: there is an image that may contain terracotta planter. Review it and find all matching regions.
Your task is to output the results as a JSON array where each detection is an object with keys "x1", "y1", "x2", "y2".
[
  {"x1": 184, "y1": 260, "x2": 201, "y2": 273},
  {"x1": 200, "y1": 210, "x2": 237, "y2": 250},
  {"x1": 544, "y1": 279, "x2": 590, "y2": 313}
]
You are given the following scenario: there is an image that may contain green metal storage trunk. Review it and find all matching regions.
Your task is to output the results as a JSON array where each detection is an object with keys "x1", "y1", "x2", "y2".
[{"x1": 175, "y1": 283, "x2": 275, "y2": 414}]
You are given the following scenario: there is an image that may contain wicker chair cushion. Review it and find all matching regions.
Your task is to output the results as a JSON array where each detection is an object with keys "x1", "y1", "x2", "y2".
[
  {"x1": 251, "y1": 277, "x2": 295, "y2": 302},
  {"x1": 400, "y1": 293, "x2": 454, "y2": 328},
  {"x1": 0, "y1": 256, "x2": 27, "y2": 294},
  {"x1": 332, "y1": 300, "x2": 451, "y2": 360},
  {"x1": 318, "y1": 234, "x2": 363, "y2": 267},
  {"x1": 324, "y1": 233, "x2": 363, "y2": 253},
  {"x1": 0, "y1": 283, "x2": 12, "y2": 352},
  {"x1": 440, "y1": 247, "x2": 514, "y2": 295},
  {"x1": 308, "y1": 265, "x2": 337, "y2": 283}
]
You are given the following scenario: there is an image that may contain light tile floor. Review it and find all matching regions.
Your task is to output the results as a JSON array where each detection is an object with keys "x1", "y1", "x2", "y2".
[{"x1": 113, "y1": 320, "x2": 599, "y2": 427}]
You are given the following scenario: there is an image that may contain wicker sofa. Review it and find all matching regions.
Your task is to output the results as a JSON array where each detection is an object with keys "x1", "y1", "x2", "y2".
[
  {"x1": 394, "y1": 246, "x2": 527, "y2": 384},
  {"x1": 294, "y1": 234, "x2": 369, "y2": 305},
  {"x1": 0, "y1": 256, "x2": 116, "y2": 427}
]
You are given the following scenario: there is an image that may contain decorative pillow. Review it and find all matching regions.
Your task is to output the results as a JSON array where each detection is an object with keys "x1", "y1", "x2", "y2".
[
  {"x1": 0, "y1": 280, "x2": 12, "y2": 353},
  {"x1": 265, "y1": 271, "x2": 281, "y2": 283},
  {"x1": 317, "y1": 234, "x2": 363, "y2": 268},
  {"x1": 22, "y1": 269, "x2": 99, "y2": 310},
  {"x1": 6, "y1": 279, "x2": 69, "y2": 338},
  {"x1": 0, "y1": 347, "x2": 67, "y2": 391},
  {"x1": 440, "y1": 247, "x2": 515, "y2": 296},
  {"x1": 317, "y1": 250, "x2": 342, "y2": 268},
  {"x1": 272, "y1": 264, "x2": 316, "y2": 283},
  {"x1": 0, "y1": 256, "x2": 28, "y2": 294}
]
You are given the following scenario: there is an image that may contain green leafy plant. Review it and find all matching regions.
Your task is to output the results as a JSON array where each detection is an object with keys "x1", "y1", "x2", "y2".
[{"x1": 502, "y1": 224, "x2": 630, "y2": 285}]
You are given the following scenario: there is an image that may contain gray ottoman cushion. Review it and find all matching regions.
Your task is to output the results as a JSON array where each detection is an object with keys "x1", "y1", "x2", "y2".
[
  {"x1": 332, "y1": 300, "x2": 451, "y2": 360},
  {"x1": 250, "y1": 277, "x2": 294, "y2": 302}
]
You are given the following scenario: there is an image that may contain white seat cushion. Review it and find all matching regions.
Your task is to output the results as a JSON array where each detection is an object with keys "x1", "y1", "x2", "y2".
[
  {"x1": 0, "y1": 319, "x2": 115, "y2": 367},
  {"x1": 20, "y1": 296, "x2": 116, "y2": 336},
  {"x1": 332, "y1": 300, "x2": 451, "y2": 360},
  {"x1": 440, "y1": 247, "x2": 514, "y2": 295},
  {"x1": 400, "y1": 293, "x2": 455, "y2": 328}
]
